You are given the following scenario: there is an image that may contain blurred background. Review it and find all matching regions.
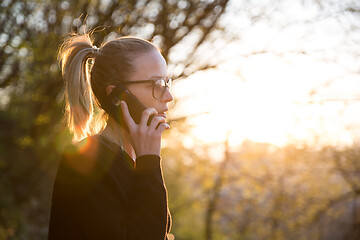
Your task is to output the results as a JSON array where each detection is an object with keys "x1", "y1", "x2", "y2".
[{"x1": 0, "y1": 0, "x2": 359, "y2": 239}]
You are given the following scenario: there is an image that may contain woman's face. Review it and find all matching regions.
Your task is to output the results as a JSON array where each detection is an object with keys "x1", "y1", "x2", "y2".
[{"x1": 125, "y1": 49, "x2": 173, "y2": 118}]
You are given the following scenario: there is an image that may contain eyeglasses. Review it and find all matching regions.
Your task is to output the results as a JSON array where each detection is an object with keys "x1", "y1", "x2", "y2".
[{"x1": 123, "y1": 77, "x2": 172, "y2": 99}]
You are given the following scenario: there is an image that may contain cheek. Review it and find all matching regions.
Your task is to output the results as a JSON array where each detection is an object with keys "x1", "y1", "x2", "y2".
[{"x1": 141, "y1": 95, "x2": 157, "y2": 108}]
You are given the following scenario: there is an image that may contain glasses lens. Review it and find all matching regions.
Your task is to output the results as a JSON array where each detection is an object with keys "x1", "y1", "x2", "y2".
[{"x1": 153, "y1": 79, "x2": 166, "y2": 99}]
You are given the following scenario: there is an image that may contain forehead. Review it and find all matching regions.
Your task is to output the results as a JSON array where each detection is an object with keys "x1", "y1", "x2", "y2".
[{"x1": 129, "y1": 50, "x2": 167, "y2": 81}]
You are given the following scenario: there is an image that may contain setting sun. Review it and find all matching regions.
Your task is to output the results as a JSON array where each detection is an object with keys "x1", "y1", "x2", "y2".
[{"x1": 172, "y1": 52, "x2": 359, "y2": 147}]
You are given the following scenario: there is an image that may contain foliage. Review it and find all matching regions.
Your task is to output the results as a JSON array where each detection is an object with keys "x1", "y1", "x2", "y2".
[
  {"x1": 163, "y1": 124, "x2": 360, "y2": 239},
  {"x1": 0, "y1": 0, "x2": 229, "y2": 239}
]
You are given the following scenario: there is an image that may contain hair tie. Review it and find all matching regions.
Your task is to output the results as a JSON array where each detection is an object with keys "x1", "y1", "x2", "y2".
[{"x1": 92, "y1": 45, "x2": 100, "y2": 54}]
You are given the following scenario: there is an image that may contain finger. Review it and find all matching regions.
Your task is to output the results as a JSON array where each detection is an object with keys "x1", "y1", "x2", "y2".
[
  {"x1": 120, "y1": 101, "x2": 136, "y2": 130},
  {"x1": 155, "y1": 122, "x2": 170, "y2": 134},
  {"x1": 149, "y1": 116, "x2": 166, "y2": 130},
  {"x1": 139, "y1": 108, "x2": 158, "y2": 127}
]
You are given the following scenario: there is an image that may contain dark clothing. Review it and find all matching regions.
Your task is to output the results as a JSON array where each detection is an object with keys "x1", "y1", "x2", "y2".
[{"x1": 48, "y1": 134, "x2": 171, "y2": 240}]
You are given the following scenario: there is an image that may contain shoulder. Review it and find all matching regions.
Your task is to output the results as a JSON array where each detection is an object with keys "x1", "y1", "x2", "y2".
[
  {"x1": 58, "y1": 135, "x2": 131, "y2": 179},
  {"x1": 61, "y1": 135, "x2": 103, "y2": 176},
  {"x1": 53, "y1": 135, "x2": 129, "y2": 195},
  {"x1": 57, "y1": 134, "x2": 126, "y2": 186}
]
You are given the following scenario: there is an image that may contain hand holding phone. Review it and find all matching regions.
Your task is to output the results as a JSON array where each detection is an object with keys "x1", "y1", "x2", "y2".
[{"x1": 120, "y1": 100, "x2": 170, "y2": 157}]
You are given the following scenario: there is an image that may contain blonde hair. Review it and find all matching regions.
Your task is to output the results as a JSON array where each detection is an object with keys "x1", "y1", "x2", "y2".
[{"x1": 57, "y1": 30, "x2": 158, "y2": 141}]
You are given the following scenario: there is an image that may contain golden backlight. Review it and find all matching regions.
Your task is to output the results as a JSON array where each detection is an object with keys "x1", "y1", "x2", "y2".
[{"x1": 171, "y1": 53, "x2": 360, "y2": 148}]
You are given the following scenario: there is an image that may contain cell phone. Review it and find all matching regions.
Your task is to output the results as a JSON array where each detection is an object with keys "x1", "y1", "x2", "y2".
[{"x1": 102, "y1": 85, "x2": 153, "y2": 132}]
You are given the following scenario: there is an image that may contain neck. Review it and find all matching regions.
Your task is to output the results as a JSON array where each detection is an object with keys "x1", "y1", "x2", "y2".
[{"x1": 99, "y1": 118, "x2": 136, "y2": 160}]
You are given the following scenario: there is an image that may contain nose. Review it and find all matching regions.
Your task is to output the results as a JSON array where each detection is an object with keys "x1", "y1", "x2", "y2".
[{"x1": 161, "y1": 88, "x2": 173, "y2": 103}]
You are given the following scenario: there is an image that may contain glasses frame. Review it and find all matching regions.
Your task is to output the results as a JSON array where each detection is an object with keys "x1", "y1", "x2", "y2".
[{"x1": 122, "y1": 77, "x2": 172, "y2": 99}]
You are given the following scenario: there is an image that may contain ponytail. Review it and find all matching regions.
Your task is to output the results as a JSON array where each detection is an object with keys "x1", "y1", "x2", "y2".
[{"x1": 57, "y1": 33, "x2": 97, "y2": 141}]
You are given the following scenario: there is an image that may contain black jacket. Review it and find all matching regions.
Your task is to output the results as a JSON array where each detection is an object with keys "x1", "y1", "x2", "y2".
[{"x1": 48, "y1": 134, "x2": 171, "y2": 239}]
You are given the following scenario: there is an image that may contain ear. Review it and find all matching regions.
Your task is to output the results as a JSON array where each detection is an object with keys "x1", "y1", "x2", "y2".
[{"x1": 106, "y1": 85, "x2": 116, "y2": 96}]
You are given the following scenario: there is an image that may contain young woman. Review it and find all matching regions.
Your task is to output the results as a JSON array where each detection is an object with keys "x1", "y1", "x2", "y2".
[{"x1": 48, "y1": 31, "x2": 173, "y2": 239}]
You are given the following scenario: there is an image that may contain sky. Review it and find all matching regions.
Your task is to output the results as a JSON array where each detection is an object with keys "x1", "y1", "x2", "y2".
[{"x1": 169, "y1": 0, "x2": 360, "y2": 148}]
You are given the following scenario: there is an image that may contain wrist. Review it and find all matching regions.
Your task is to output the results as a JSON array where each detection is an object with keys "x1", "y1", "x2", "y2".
[
  {"x1": 135, "y1": 148, "x2": 160, "y2": 158},
  {"x1": 135, "y1": 155, "x2": 161, "y2": 171}
]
